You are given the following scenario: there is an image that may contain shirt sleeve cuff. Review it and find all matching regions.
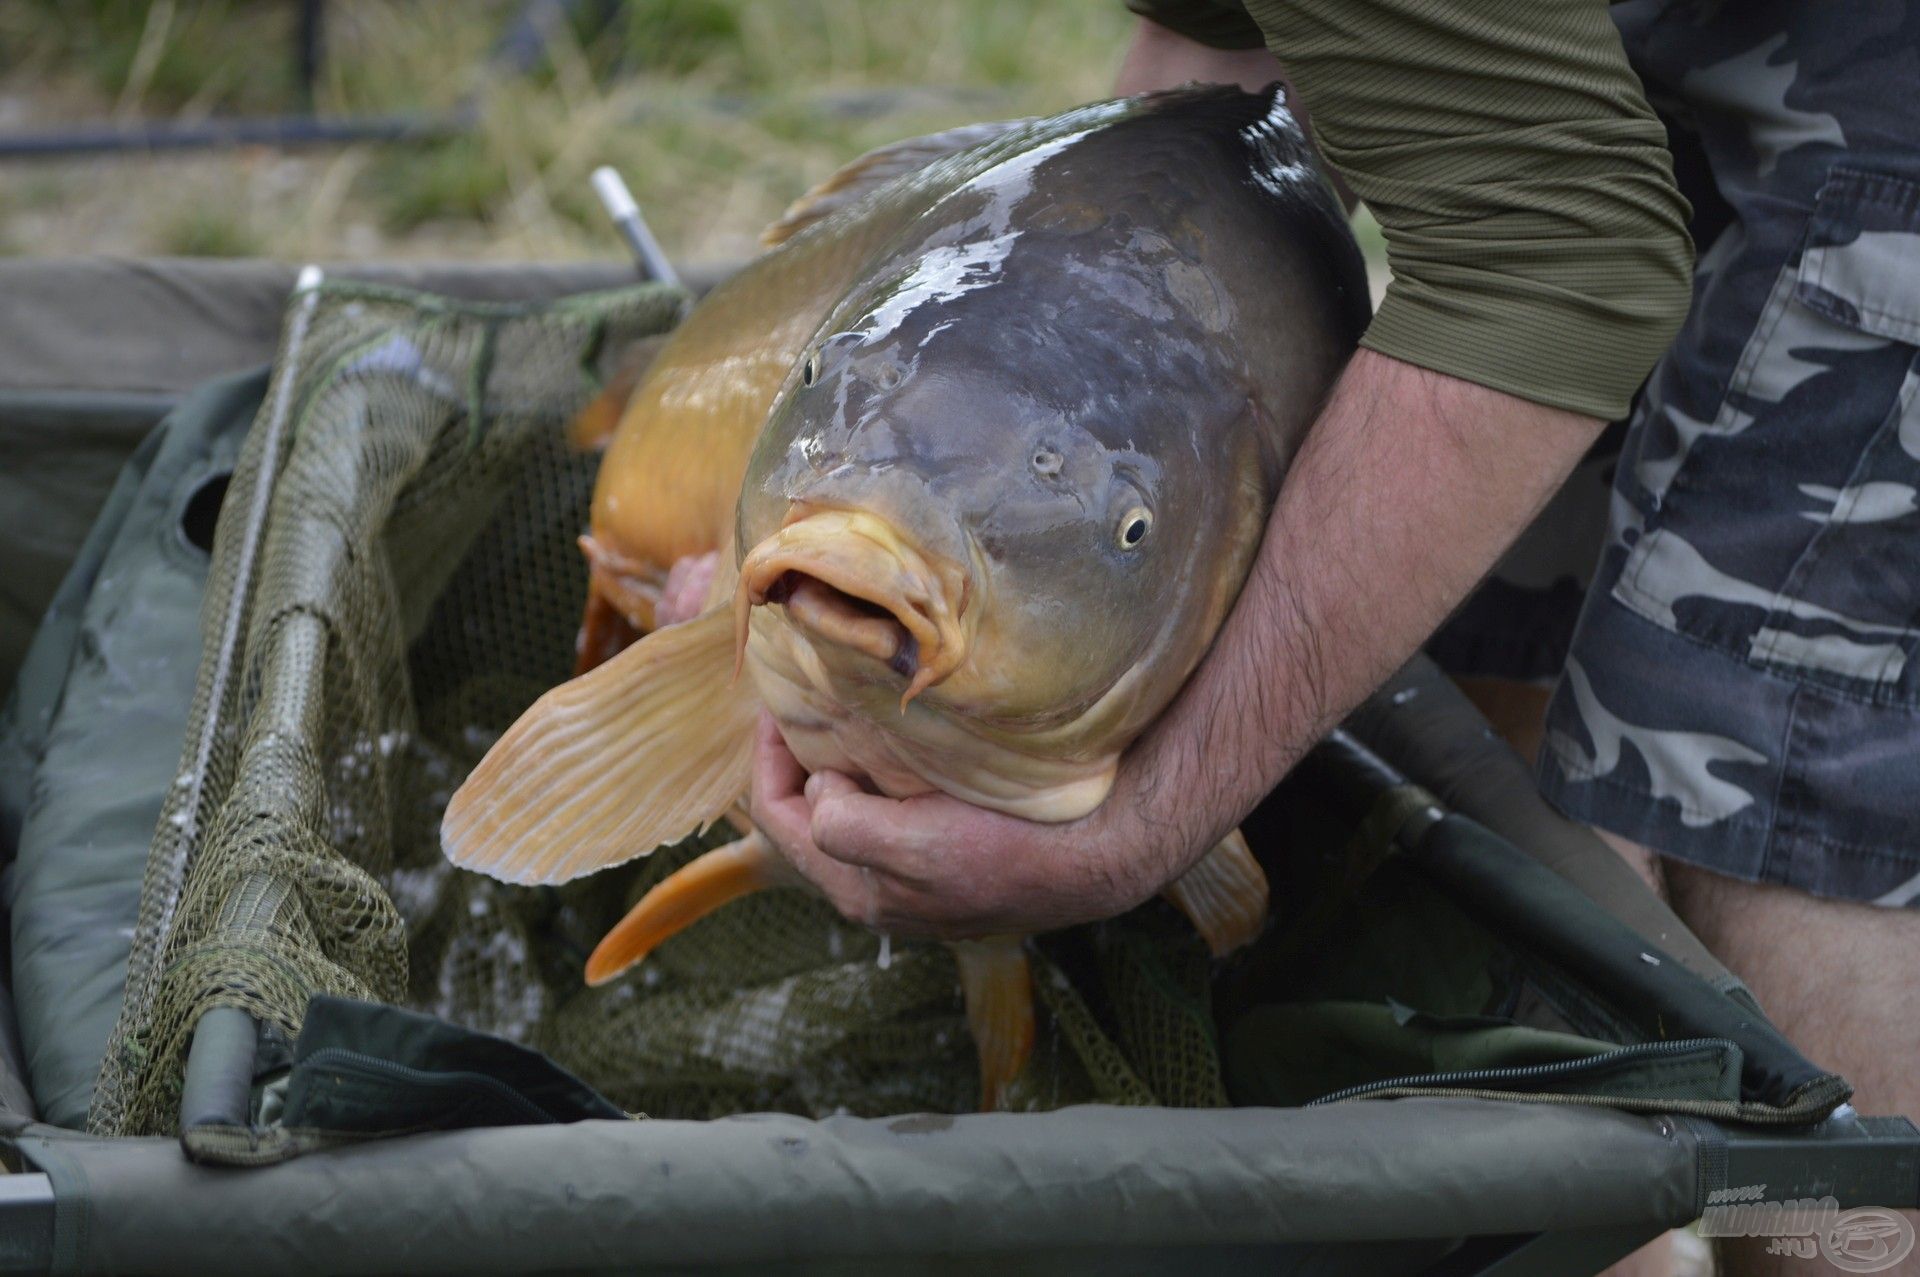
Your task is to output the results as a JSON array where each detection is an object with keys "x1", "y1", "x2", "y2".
[{"x1": 1360, "y1": 253, "x2": 1689, "y2": 423}]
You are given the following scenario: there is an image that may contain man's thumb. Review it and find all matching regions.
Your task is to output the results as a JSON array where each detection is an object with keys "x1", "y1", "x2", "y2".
[
  {"x1": 808, "y1": 772, "x2": 896, "y2": 865},
  {"x1": 804, "y1": 768, "x2": 859, "y2": 808}
]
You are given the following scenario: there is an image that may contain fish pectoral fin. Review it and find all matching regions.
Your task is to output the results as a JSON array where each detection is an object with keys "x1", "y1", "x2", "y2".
[
  {"x1": 760, "y1": 121, "x2": 1027, "y2": 247},
  {"x1": 587, "y1": 828, "x2": 791, "y2": 984},
  {"x1": 1162, "y1": 828, "x2": 1270, "y2": 958},
  {"x1": 441, "y1": 605, "x2": 756, "y2": 885},
  {"x1": 953, "y1": 936, "x2": 1036, "y2": 1112}
]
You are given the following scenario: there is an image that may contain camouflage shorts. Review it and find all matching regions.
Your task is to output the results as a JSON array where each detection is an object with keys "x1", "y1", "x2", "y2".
[{"x1": 1433, "y1": 0, "x2": 1920, "y2": 906}]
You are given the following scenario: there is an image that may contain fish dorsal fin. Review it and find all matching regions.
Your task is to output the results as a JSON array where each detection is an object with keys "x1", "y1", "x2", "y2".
[
  {"x1": 760, "y1": 120, "x2": 1026, "y2": 248},
  {"x1": 442, "y1": 605, "x2": 757, "y2": 885}
]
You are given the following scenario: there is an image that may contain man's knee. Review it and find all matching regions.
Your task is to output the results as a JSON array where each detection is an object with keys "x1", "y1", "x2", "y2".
[
  {"x1": 1593, "y1": 853, "x2": 1919, "y2": 1275},
  {"x1": 1657, "y1": 859, "x2": 1918, "y2": 1115}
]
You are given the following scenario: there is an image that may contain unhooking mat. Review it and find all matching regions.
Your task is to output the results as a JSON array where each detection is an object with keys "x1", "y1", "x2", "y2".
[{"x1": 1, "y1": 271, "x2": 1851, "y2": 1145}]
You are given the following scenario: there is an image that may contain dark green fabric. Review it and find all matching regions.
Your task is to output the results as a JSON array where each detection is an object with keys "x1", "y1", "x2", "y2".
[
  {"x1": 0, "y1": 394, "x2": 175, "y2": 695},
  {"x1": 1272, "y1": 858, "x2": 1498, "y2": 1019},
  {"x1": 0, "y1": 370, "x2": 265, "y2": 1130},
  {"x1": 1409, "y1": 812, "x2": 1849, "y2": 1119},
  {"x1": 10, "y1": 1096, "x2": 1705, "y2": 1273},
  {"x1": 0, "y1": 976, "x2": 32, "y2": 1121},
  {"x1": 277, "y1": 996, "x2": 626, "y2": 1137},
  {"x1": 1344, "y1": 655, "x2": 1751, "y2": 1001},
  {"x1": 1228, "y1": 998, "x2": 1743, "y2": 1113},
  {"x1": 1220, "y1": 722, "x2": 1846, "y2": 1125},
  {"x1": 1126, "y1": 0, "x2": 1694, "y2": 419}
]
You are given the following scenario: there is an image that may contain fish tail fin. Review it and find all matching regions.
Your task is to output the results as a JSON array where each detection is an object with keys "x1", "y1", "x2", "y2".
[
  {"x1": 442, "y1": 606, "x2": 756, "y2": 885},
  {"x1": 586, "y1": 828, "x2": 787, "y2": 984},
  {"x1": 1162, "y1": 828, "x2": 1270, "y2": 957},
  {"x1": 953, "y1": 936, "x2": 1035, "y2": 1112}
]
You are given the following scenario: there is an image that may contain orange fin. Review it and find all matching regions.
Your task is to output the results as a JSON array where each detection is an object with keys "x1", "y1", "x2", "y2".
[
  {"x1": 952, "y1": 936, "x2": 1035, "y2": 1112},
  {"x1": 760, "y1": 121, "x2": 1025, "y2": 247},
  {"x1": 1162, "y1": 828, "x2": 1269, "y2": 957},
  {"x1": 442, "y1": 606, "x2": 756, "y2": 885},
  {"x1": 586, "y1": 829, "x2": 789, "y2": 984},
  {"x1": 575, "y1": 577, "x2": 646, "y2": 676},
  {"x1": 567, "y1": 339, "x2": 659, "y2": 452}
]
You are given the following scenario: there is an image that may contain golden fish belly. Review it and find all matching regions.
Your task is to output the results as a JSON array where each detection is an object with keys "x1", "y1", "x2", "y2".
[{"x1": 745, "y1": 616, "x2": 1118, "y2": 822}]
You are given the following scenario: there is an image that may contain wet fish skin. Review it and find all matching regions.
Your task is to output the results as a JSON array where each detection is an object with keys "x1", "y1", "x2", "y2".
[
  {"x1": 735, "y1": 86, "x2": 1368, "y2": 810},
  {"x1": 443, "y1": 85, "x2": 1370, "y2": 1109}
]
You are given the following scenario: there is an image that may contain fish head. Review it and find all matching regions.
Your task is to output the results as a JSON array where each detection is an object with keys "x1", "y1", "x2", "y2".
[{"x1": 735, "y1": 217, "x2": 1279, "y2": 743}]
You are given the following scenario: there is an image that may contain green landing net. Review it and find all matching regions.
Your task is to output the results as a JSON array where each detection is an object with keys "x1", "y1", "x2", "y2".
[{"x1": 90, "y1": 276, "x2": 1228, "y2": 1138}]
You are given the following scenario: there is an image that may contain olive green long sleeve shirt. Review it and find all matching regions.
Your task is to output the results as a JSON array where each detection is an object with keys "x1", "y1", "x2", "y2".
[{"x1": 1127, "y1": 0, "x2": 1694, "y2": 421}]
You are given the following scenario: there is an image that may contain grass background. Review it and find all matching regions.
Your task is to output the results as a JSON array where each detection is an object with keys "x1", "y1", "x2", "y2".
[
  {"x1": 0, "y1": 2, "x2": 1159, "y2": 264},
  {"x1": 0, "y1": 0, "x2": 1386, "y2": 300}
]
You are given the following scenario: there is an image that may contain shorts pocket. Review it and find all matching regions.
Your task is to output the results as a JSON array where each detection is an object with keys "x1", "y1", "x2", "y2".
[
  {"x1": 1798, "y1": 169, "x2": 1920, "y2": 345},
  {"x1": 1614, "y1": 168, "x2": 1920, "y2": 705}
]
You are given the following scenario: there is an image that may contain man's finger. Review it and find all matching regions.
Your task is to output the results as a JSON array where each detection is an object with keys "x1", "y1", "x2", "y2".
[
  {"x1": 752, "y1": 712, "x2": 805, "y2": 798},
  {"x1": 784, "y1": 835, "x2": 883, "y2": 924},
  {"x1": 749, "y1": 716, "x2": 814, "y2": 848},
  {"x1": 804, "y1": 768, "x2": 860, "y2": 809},
  {"x1": 809, "y1": 784, "x2": 948, "y2": 875}
]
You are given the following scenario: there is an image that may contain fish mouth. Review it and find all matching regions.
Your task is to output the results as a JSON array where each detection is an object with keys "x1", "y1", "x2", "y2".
[{"x1": 735, "y1": 507, "x2": 971, "y2": 709}]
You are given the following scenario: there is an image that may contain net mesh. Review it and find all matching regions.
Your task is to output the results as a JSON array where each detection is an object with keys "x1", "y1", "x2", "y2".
[{"x1": 90, "y1": 279, "x2": 1228, "y2": 1137}]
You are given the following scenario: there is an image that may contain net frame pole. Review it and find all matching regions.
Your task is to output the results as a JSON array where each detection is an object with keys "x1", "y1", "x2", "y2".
[{"x1": 164, "y1": 268, "x2": 326, "y2": 1140}]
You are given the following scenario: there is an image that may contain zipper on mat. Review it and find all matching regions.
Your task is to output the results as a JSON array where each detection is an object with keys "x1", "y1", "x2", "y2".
[{"x1": 1307, "y1": 1036, "x2": 1730, "y2": 1106}]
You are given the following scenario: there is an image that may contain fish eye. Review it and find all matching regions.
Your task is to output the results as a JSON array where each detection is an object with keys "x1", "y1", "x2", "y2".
[
  {"x1": 1031, "y1": 446, "x2": 1063, "y2": 477},
  {"x1": 800, "y1": 353, "x2": 819, "y2": 387},
  {"x1": 1117, "y1": 506, "x2": 1152, "y2": 549}
]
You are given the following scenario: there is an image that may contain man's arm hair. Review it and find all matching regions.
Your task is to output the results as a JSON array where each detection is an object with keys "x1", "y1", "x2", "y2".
[{"x1": 1108, "y1": 349, "x2": 1605, "y2": 889}]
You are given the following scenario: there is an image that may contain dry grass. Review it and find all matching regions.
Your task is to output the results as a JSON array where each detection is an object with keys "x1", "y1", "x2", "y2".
[{"x1": 0, "y1": 1, "x2": 1143, "y2": 264}]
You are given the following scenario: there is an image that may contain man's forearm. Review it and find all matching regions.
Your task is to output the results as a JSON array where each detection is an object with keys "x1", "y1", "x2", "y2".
[
  {"x1": 1115, "y1": 15, "x2": 1284, "y2": 96},
  {"x1": 1109, "y1": 349, "x2": 1605, "y2": 883}
]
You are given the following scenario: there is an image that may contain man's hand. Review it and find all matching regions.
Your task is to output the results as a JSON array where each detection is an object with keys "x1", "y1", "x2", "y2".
[
  {"x1": 750, "y1": 351, "x2": 1606, "y2": 939},
  {"x1": 748, "y1": 715, "x2": 1157, "y2": 939}
]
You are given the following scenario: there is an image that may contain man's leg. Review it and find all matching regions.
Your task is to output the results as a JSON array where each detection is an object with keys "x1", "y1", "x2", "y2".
[
  {"x1": 1531, "y1": 12, "x2": 1920, "y2": 1275},
  {"x1": 1605, "y1": 835, "x2": 1920, "y2": 1276}
]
